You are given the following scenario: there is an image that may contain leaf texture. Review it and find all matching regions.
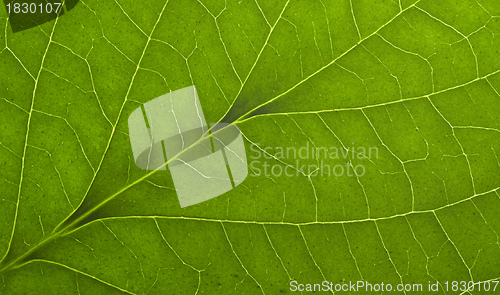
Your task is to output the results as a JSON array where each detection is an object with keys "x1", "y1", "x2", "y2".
[{"x1": 1, "y1": 0, "x2": 500, "y2": 294}]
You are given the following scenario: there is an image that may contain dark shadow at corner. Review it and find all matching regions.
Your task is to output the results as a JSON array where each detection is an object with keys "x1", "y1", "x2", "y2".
[{"x1": 4, "y1": 0, "x2": 79, "y2": 33}]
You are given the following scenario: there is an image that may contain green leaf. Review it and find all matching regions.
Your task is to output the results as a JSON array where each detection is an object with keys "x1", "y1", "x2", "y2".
[{"x1": 2, "y1": 0, "x2": 500, "y2": 294}]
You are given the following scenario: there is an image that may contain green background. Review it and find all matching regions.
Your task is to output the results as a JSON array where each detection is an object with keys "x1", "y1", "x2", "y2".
[{"x1": 1, "y1": 0, "x2": 500, "y2": 294}]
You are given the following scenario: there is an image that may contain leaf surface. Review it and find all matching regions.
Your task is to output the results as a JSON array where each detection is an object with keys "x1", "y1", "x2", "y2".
[{"x1": 1, "y1": 0, "x2": 500, "y2": 294}]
